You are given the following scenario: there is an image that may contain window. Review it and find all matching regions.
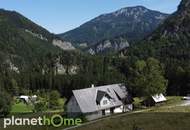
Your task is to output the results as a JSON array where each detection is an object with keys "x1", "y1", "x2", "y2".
[{"x1": 103, "y1": 100, "x2": 108, "y2": 105}]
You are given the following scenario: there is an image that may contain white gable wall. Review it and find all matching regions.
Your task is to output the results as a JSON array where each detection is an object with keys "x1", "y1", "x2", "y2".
[{"x1": 100, "y1": 96, "x2": 111, "y2": 107}]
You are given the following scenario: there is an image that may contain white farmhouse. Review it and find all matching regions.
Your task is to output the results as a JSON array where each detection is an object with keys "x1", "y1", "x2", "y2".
[{"x1": 66, "y1": 84, "x2": 133, "y2": 120}]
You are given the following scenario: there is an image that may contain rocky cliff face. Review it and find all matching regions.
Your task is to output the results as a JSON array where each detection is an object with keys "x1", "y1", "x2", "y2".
[
  {"x1": 149, "y1": 0, "x2": 190, "y2": 40},
  {"x1": 178, "y1": 0, "x2": 190, "y2": 10},
  {"x1": 52, "y1": 39, "x2": 75, "y2": 50},
  {"x1": 87, "y1": 37, "x2": 129, "y2": 54}
]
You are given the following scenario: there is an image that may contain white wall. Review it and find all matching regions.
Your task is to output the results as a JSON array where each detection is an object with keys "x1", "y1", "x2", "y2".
[
  {"x1": 100, "y1": 96, "x2": 111, "y2": 107},
  {"x1": 114, "y1": 104, "x2": 133, "y2": 113},
  {"x1": 114, "y1": 106, "x2": 123, "y2": 113}
]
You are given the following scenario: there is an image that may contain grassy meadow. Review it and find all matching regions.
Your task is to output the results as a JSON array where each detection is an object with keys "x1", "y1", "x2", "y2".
[
  {"x1": 74, "y1": 112, "x2": 190, "y2": 130},
  {"x1": 11, "y1": 102, "x2": 33, "y2": 113},
  {"x1": 73, "y1": 96, "x2": 190, "y2": 130},
  {"x1": 0, "y1": 98, "x2": 66, "y2": 130},
  {"x1": 0, "y1": 96, "x2": 190, "y2": 130}
]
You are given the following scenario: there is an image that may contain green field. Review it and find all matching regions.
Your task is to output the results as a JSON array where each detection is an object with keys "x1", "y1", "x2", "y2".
[
  {"x1": 0, "y1": 98, "x2": 66, "y2": 130},
  {"x1": 0, "y1": 113, "x2": 66, "y2": 130},
  {"x1": 0, "y1": 96, "x2": 190, "y2": 130},
  {"x1": 73, "y1": 96, "x2": 190, "y2": 130},
  {"x1": 11, "y1": 102, "x2": 33, "y2": 113},
  {"x1": 11, "y1": 98, "x2": 66, "y2": 114},
  {"x1": 74, "y1": 112, "x2": 190, "y2": 130}
]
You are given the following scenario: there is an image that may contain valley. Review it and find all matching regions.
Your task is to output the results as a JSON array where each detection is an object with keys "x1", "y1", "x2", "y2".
[{"x1": 0, "y1": 0, "x2": 190, "y2": 130}]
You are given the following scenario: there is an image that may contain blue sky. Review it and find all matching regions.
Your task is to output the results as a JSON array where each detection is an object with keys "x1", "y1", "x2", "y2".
[{"x1": 0, "y1": 0, "x2": 181, "y2": 34}]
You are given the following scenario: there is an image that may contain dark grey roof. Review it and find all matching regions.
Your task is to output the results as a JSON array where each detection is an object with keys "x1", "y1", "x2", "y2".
[{"x1": 72, "y1": 83, "x2": 129, "y2": 113}]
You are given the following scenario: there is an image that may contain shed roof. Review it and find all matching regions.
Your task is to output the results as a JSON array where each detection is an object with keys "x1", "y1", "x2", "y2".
[{"x1": 152, "y1": 93, "x2": 167, "y2": 103}]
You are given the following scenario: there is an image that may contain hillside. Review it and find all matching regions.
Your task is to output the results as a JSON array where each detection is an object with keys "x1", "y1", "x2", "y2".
[
  {"x1": 74, "y1": 111, "x2": 190, "y2": 130},
  {"x1": 149, "y1": 0, "x2": 190, "y2": 40},
  {"x1": 121, "y1": 0, "x2": 190, "y2": 96},
  {"x1": 0, "y1": 9, "x2": 75, "y2": 66},
  {"x1": 59, "y1": 6, "x2": 168, "y2": 49},
  {"x1": 123, "y1": 0, "x2": 190, "y2": 63},
  {"x1": 0, "y1": 9, "x2": 128, "y2": 105}
]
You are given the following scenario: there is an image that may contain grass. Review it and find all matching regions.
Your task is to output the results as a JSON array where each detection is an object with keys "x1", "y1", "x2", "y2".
[
  {"x1": 151, "y1": 106, "x2": 190, "y2": 112},
  {"x1": 133, "y1": 96, "x2": 183, "y2": 109},
  {"x1": 0, "y1": 112, "x2": 66, "y2": 130},
  {"x1": 164, "y1": 96, "x2": 182, "y2": 105},
  {"x1": 11, "y1": 98, "x2": 66, "y2": 114},
  {"x1": 0, "y1": 98, "x2": 67, "y2": 130},
  {"x1": 11, "y1": 102, "x2": 33, "y2": 113},
  {"x1": 73, "y1": 96, "x2": 190, "y2": 130},
  {"x1": 149, "y1": 96, "x2": 190, "y2": 112},
  {"x1": 74, "y1": 113, "x2": 190, "y2": 130},
  {"x1": 0, "y1": 96, "x2": 189, "y2": 130},
  {"x1": 147, "y1": 96, "x2": 188, "y2": 112}
]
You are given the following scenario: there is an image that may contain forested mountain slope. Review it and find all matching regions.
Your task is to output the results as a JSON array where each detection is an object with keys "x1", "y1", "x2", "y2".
[
  {"x1": 121, "y1": 0, "x2": 190, "y2": 95},
  {"x1": 0, "y1": 9, "x2": 74, "y2": 67}
]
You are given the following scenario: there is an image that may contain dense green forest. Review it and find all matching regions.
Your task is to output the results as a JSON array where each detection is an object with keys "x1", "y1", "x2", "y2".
[
  {"x1": 0, "y1": 51, "x2": 126, "y2": 96},
  {"x1": 122, "y1": 38, "x2": 190, "y2": 96}
]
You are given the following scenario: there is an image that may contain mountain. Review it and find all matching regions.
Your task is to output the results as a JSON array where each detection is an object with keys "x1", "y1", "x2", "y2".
[
  {"x1": 0, "y1": 9, "x2": 75, "y2": 66},
  {"x1": 148, "y1": 0, "x2": 190, "y2": 41},
  {"x1": 59, "y1": 6, "x2": 169, "y2": 48},
  {"x1": 121, "y1": 0, "x2": 190, "y2": 96},
  {"x1": 122, "y1": 0, "x2": 190, "y2": 62}
]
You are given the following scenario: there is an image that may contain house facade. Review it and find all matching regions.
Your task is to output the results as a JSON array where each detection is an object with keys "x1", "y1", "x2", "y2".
[{"x1": 66, "y1": 84, "x2": 133, "y2": 120}]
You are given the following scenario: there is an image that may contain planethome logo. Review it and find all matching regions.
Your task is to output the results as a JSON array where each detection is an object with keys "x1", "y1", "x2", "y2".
[{"x1": 3, "y1": 114, "x2": 82, "y2": 128}]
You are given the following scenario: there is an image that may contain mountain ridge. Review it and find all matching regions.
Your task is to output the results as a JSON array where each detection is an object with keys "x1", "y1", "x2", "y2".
[
  {"x1": 122, "y1": 0, "x2": 190, "y2": 65},
  {"x1": 59, "y1": 6, "x2": 169, "y2": 50}
]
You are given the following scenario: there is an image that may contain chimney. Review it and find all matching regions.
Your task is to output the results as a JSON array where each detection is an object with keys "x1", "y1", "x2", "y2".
[{"x1": 91, "y1": 84, "x2": 95, "y2": 88}]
